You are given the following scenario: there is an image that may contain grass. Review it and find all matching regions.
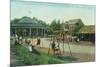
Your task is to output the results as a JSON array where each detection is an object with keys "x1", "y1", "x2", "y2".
[{"x1": 11, "y1": 43, "x2": 77, "y2": 66}]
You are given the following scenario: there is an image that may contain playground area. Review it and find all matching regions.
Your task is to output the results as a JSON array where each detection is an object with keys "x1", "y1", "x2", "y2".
[
  {"x1": 30, "y1": 37, "x2": 95, "y2": 62},
  {"x1": 11, "y1": 36, "x2": 95, "y2": 64}
]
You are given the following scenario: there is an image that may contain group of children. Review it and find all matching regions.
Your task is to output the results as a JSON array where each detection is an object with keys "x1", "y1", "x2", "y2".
[
  {"x1": 14, "y1": 34, "x2": 41, "y2": 53},
  {"x1": 50, "y1": 37, "x2": 61, "y2": 56},
  {"x1": 14, "y1": 34, "x2": 61, "y2": 55}
]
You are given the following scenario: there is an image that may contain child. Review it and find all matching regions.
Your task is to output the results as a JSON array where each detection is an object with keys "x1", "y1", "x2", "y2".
[
  {"x1": 51, "y1": 40, "x2": 56, "y2": 55},
  {"x1": 26, "y1": 38, "x2": 33, "y2": 52}
]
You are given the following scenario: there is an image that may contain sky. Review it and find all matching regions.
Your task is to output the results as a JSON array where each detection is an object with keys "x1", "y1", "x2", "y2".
[{"x1": 11, "y1": 0, "x2": 96, "y2": 25}]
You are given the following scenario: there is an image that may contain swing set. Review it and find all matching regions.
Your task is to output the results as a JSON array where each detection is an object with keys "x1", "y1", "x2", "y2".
[{"x1": 48, "y1": 30, "x2": 72, "y2": 56}]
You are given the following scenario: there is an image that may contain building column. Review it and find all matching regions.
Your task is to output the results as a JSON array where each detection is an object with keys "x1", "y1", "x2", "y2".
[
  {"x1": 43, "y1": 29, "x2": 45, "y2": 37},
  {"x1": 41, "y1": 29, "x2": 42, "y2": 36},
  {"x1": 42, "y1": 29, "x2": 44, "y2": 37},
  {"x1": 36, "y1": 28, "x2": 38, "y2": 36},
  {"x1": 39, "y1": 28, "x2": 41, "y2": 36},
  {"x1": 38, "y1": 28, "x2": 40, "y2": 36},
  {"x1": 23, "y1": 28, "x2": 27, "y2": 37},
  {"x1": 31, "y1": 28, "x2": 33, "y2": 36},
  {"x1": 33, "y1": 28, "x2": 35, "y2": 36},
  {"x1": 29, "y1": 28, "x2": 32, "y2": 37},
  {"x1": 40, "y1": 29, "x2": 42, "y2": 36},
  {"x1": 15, "y1": 28, "x2": 17, "y2": 35}
]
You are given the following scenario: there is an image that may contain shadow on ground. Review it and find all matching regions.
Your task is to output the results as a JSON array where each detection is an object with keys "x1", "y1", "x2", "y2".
[{"x1": 57, "y1": 56, "x2": 78, "y2": 62}]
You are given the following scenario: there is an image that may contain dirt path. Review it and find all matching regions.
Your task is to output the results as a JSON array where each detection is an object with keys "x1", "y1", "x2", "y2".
[
  {"x1": 36, "y1": 47, "x2": 95, "y2": 62},
  {"x1": 31, "y1": 38, "x2": 95, "y2": 54}
]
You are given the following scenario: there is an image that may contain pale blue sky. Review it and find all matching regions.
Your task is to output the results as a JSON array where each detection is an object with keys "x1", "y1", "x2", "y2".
[{"x1": 11, "y1": 0, "x2": 96, "y2": 25}]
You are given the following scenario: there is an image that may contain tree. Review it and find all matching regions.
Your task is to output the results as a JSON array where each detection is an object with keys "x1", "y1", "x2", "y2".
[
  {"x1": 11, "y1": 18, "x2": 20, "y2": 23},
  {"x1": 49, "y1": 19, "x2": 57, "y2": 32},
  {"x1": 50, "y1": 19, "x2": 61, "y2": 32},
  {"x1": 74, "y1": 19, "x2": 84, "y2": 33},
  {"x1": 56, "y1": 20, "x2": 61, "y2": 30}
]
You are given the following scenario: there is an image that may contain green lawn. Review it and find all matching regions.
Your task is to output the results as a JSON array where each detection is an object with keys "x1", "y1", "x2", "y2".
[{"x1": 11, "y1": 44, "x2": 77, "y2": 66}]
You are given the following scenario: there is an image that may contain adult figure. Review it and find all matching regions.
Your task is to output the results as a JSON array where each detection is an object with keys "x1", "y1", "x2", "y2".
[{"x1": 36, "y1": 37, "x2": 41, "y2": 46}]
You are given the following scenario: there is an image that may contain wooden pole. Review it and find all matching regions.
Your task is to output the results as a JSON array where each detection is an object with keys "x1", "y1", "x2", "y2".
[
  {"x1": 67, "y1": 23, "x2": 72, "y2": 56},
  {"x1": 67, "y1": 41, "x2": 72, "y2": 56},
  {"x1": 63, "y1": 33, "x2": 64, "y2": 54},
  {"x1": 48, "y1": 36, "x2": 52, "y2": 54}
]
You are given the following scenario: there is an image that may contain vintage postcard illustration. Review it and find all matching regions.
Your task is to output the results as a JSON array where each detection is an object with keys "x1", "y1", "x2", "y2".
[{"x1": 10, "y1": 0, "x2": 95, "y2": 67}]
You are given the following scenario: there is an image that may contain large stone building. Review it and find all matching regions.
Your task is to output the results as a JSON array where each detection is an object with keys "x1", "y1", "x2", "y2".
[{"x1": 10, "y1": 16, "x2": 48, "y2": 37}]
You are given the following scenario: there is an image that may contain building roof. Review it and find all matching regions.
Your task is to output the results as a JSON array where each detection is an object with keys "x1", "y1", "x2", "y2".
[
  {"x1": 18, "y1": 16, "x2": 37, "y2": 23},
  {"x1": 79, "y1": 25, "x2": 95, "y2": 34},
  {"x1": 65, "y1": 19, "x2": 84, "y2": 25},
  {"x1": 11, "y1": 16, "x2": 46, "y2": 29}
]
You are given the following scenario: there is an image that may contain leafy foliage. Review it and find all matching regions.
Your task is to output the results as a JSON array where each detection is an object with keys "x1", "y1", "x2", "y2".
[
  {"x1": 14, "y1": 45, "x2": 64, "y2": 66},
  {"x1": 49, "y1": 19, "x2": 61, "y2": 34},
  {"x1": 12, "y1": 44, "x2": 76, "y2": 66},
  {"x1": 74, "y1": 19, "x2": 84, "y2": 33},
  {"x1": 11, "y1": 18, "x2": 20, "y2": 23}
]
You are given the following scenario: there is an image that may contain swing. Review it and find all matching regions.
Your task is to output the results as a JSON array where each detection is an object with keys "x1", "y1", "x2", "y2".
[{"x1": 48, "y1": 35, "x2": 61, "y2": 56}]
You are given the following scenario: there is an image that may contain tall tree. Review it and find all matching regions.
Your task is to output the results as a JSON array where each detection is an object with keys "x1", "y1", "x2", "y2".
[{"x1": 50, "y1": 19, "x2": 57, "y2": 32}]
